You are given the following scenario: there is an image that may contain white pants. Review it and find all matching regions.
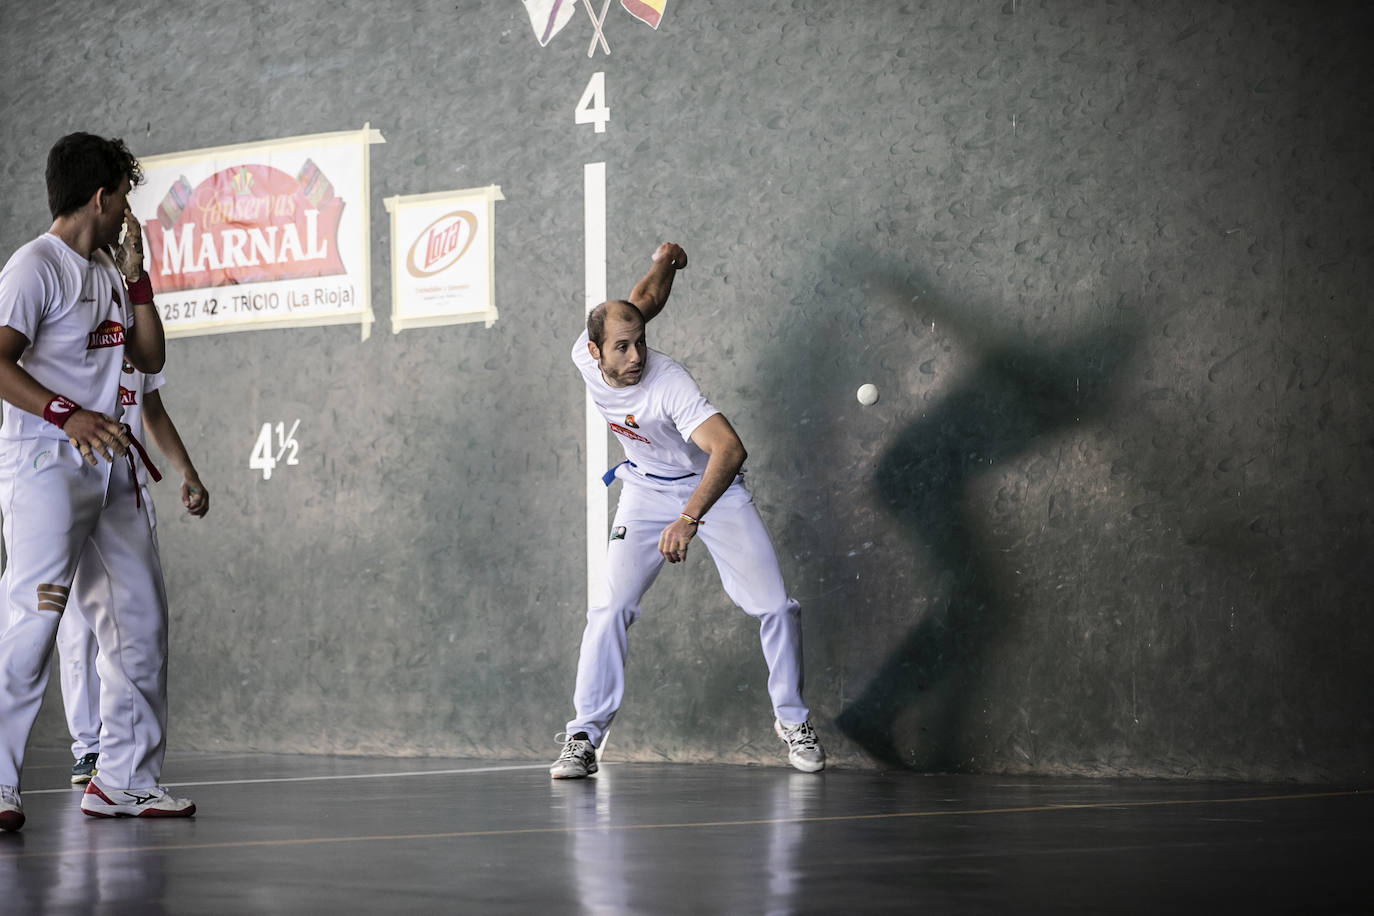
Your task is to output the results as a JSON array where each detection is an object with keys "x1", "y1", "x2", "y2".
[
  {"x1": 0, "y1": 437, "x2": 168, "y2": 789},
  {"x1": 56, "y1": 491, "x2": 158, "y2": 760},
  {"x1": 567, "y1": 472, "x2": 808, "y2": 745}
]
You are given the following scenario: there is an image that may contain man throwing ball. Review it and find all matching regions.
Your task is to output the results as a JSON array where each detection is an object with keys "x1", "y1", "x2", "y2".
[{"x1": 550, "y1": 242, "x2": 825, "y2": 778}]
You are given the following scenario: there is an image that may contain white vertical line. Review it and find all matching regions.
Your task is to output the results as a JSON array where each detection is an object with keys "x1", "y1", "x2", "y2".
[{"x1": 584, "y1": 162, "x2": 608, "y2": 608}]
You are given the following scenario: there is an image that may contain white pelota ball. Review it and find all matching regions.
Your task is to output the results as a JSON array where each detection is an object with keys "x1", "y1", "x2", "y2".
[{"x1": 857, "y1": 383, "x2": 879, "y2": 406}]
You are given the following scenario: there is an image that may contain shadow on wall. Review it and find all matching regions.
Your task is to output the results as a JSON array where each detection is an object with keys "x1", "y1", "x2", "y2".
[{"x1": 835, "y1": 266, "x2": 1139, "y2": 771}]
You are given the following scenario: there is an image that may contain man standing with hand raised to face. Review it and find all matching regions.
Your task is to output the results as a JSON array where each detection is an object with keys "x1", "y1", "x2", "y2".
[
  {"x1": 550, "y1": 241, "x2": 825, "y2": 778},
  {"x1": 0, "y1": 132, "x2": 194, "y2": 831}
]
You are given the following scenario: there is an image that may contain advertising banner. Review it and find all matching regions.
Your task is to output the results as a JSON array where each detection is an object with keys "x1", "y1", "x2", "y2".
[
  {"x1": 383, "y1": 185, "x2": 503, "y2": 333},
  {"x1": 129, "y1": 124, "x2": 384, "y2": 339}
]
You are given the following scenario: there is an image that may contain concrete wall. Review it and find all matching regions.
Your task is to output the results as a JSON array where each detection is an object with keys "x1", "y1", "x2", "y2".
[{"x1": 1, "y1": 0, "x2": 1370, "y2": 782}]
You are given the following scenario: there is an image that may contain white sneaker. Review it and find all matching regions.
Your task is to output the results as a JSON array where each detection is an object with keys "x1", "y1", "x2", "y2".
[
  {"x1": 549, "y1": 732, "x2": 598, "y2": 779},
  {"x1": 81, "y1": 777, "x2": 196, "y2": 819},
  {"x1": 0, "y1": 784, "x2": 23, "y2": 832},
  {"x1": 775, "y1": 719, "x2": 826, "y2": 773}
]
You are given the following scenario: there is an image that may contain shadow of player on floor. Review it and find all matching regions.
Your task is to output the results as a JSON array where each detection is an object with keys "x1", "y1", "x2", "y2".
[{"x1": 835, "y1": 267, "x2": 1139, "y2": 770}]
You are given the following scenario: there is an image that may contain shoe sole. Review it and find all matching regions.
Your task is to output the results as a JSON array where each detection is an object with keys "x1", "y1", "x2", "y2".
[
  {"x1": 549, "y1": 760, "x2": 598, "y2": 779},
  {"x1": 81, "y1": 804, "x2": 196, "y2": 818},
  {"x1": 81, "y1": 802, "x2": 196, "y2": 823},
  {"x1": 71, "y1": 774, "x2": 94, "y2": 785}
]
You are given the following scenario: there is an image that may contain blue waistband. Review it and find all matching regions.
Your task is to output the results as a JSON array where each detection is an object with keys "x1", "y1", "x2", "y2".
[{"x1": 602, "y1": 459, "x2": 697, "y2": 486}]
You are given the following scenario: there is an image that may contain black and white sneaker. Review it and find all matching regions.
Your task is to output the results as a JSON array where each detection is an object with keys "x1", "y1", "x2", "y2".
[
  {"x1": 81, "y1": 777, "x2": 196, "y2": 818},
  {"x1": 775, "y1": 718, "x2": 826, "y2": 773},
  {"x1": 549, "y1": 732, "x2": 598, "y2": 779},
  {"x1": 71, "y1": 752, "x2": 99, "y2": 785},
  {"x1": 0, "y1": 784, "x2": 23, "y2": 832}
]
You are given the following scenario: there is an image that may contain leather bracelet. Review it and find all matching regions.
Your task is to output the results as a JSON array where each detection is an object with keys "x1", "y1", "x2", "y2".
[
  {"x1": 43, "y1": 395, "x2": 81, "y2": 429},
  {"x1": 125, "y1": 271, "x2": 154, "y2": 304}
]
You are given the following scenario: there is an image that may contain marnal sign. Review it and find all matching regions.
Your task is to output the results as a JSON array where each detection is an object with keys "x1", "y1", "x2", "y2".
[
  {"x1": 145, "y1": 162, "x2": 347, "y2": 293},
  {"x1": 406, "y1": 210, "x2": 478, "y2": 278}
]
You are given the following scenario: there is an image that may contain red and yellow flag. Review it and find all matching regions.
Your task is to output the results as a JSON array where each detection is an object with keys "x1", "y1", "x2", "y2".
[{"x1": 621, "y1": 0, "x2": 665, "y2": 29}]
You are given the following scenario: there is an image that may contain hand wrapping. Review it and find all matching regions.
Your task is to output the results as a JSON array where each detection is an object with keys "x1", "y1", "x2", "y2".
[
  {"x1": 64, "y1": 410, "x2": 130, "y2": 465},
  {"x1": 113, "y1": 207, "x2": 145, "y2": 283}
]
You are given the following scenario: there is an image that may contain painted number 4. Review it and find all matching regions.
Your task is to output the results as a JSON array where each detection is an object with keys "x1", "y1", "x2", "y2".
[
  {"x1": 575, "y1": 72, "x2": 610, "y2": 134},
  {"x1": 250, "y1": 420, "x2": 300, "y2": 480}
]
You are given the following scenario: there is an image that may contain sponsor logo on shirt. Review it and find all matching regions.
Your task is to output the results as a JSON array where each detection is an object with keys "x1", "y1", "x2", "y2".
[
  {"x1": 87, "y1": 320, "x2": 125, "y2": 349},
  {"x1": 624, "y1": 414, "x2": 639, "y2": 428},
  {"x1": 120, "y1": 386, "x2": 138, "y2": 406},
  {"x1": 609, "y1": 422, "x2": 650, "y2": 444}
]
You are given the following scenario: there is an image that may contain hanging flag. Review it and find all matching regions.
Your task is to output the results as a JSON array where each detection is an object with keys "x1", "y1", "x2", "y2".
[
  {"x1": 523, "y1": 0, "x2": 578, "y2": 47},
  {"x1": 620, "y1": 0, "x2": 665, "y2": 29}
]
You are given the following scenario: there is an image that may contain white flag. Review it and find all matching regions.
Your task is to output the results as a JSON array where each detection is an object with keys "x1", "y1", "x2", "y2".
[{"x1": 523, "y1": 0, "x2": 578, "y2": 47}]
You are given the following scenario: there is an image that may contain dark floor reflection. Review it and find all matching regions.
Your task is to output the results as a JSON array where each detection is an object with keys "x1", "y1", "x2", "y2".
[
  {"x1": 763, "y1": 772, "x2": 821, "y2": 915},
  {"x1": 556, "y1": 771, "x2": 629, "y2": 916},
  {"x1": 4, "y1": 751, "x2": 1367, "y2": 912},
  {"x1": 555, "y1": 767, "x2": 822, "y2": 915},
  {"x1": 1, "y1": 788, "x2": 168, "y2": 915}
]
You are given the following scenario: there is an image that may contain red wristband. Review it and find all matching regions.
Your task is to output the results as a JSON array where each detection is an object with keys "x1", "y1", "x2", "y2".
[
  {"x1": 125, "y1": 271, "x2": 154, "y2": 304},
  {"x1": 43, "y1": 395, "x2": 81, "y2": 429}
]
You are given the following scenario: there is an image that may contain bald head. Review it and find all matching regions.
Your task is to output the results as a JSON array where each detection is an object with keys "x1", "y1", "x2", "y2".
[
  {"x1": 587, "y1": 299, "x2": 649, "y2": 387},
  {"x1": 587, "y1": 299, "x2": 645, "y2": 347}
]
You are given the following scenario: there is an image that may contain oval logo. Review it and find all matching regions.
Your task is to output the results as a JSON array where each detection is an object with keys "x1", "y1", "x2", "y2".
[{"x1": 406, "y1": 210, "x2": 478, "y2": 278}]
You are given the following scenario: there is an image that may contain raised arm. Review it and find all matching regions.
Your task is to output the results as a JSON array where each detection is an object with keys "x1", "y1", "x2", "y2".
[
  {"x1": 657, "y1": 413, "x2": 747, "y2": 564},
  {"x1": 141, "y1": 389, "x2": 209, "y2": 517},
  {"x1": 115, "y1": 210, "x2": 166, "y2": 374},
  {"x1": 627, "y1": 242, "x2": 687, "y2": 324}
]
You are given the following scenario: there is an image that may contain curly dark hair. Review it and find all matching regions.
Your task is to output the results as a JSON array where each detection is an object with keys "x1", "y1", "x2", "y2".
[{"x1": 45, "y1": 133, "x2": 143, "y2": 218}]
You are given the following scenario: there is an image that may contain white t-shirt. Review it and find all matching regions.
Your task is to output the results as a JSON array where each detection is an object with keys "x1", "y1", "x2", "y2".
[
  {"x1": 0, "y1": 233, "x2": 132, "y2": 440},
  {"x1": 118, "y1": 362, "x2": 167, "y2": 487},
  {"x1": 573, "y1": 329, "x2": 719, "y2": 479}
]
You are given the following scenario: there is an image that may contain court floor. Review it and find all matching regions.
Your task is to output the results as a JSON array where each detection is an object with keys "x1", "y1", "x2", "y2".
[{"x1": 1, "y1": 746, "x2": 1369, "y2": 914}]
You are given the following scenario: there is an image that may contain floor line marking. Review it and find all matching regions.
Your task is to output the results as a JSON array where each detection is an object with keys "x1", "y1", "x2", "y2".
[
  {"x1": 3, "y1": 788, "x2": 1364, "y2": 861},
  {"x1": 22, "y1": 763, "x2": 552, "y2": 796}
]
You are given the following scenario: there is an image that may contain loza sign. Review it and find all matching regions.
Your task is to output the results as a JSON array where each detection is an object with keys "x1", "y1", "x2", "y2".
[
  {"x1": 384, "y1": 185, "x2": 503, "y2": 333},
  {"x1": 407, "y1": 210, "x2": 478, "y2": 278}
]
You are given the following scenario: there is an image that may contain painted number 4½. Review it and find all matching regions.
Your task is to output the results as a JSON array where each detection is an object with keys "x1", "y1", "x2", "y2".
[
  {"x1": 250, "y1": 420, "x2": 300, "y2": 480},
  {"x1": 575, "y1": 72, "x2": 610, "y2": 134}
]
